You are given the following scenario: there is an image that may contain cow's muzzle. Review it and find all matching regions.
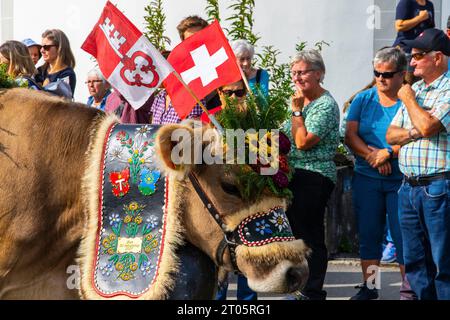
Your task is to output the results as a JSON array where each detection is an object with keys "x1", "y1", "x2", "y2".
[{"x1": 286, "y1": 262, "x2": 309, "y2": 292}]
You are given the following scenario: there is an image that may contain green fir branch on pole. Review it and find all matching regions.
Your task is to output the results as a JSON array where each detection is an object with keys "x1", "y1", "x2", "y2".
[{"x1": 143, "y1": 0, "x2": 171, "y2": 52}]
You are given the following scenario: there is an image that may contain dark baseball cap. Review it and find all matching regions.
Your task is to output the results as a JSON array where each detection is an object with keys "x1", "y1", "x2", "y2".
[{"x1": 401, "y1": 28, "x2": 450, "y2": 56}]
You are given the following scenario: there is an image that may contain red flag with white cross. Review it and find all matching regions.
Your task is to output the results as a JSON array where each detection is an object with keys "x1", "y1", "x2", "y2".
[
  {"x1": 163, "y1": 20, "x2": 242, "y2": 119},
  {"x1": 81, "y1": 1, "x2": 173, "y2": 110}
]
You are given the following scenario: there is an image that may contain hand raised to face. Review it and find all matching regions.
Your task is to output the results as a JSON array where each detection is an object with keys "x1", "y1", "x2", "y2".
[{"x1": 291, "y1": 90, "x2": 305, "y2": 111}]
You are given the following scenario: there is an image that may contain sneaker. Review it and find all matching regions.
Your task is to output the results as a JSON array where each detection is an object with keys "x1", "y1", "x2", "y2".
[
  {"x1": 381, "y1": 242, "x2": 397, "y2": 263},
  {"x1": 284, "y1": 290, "x2": 310, "y2": 300},
  {"x1": 350, "y1": 283, "x2": 379, "y2": 300}
]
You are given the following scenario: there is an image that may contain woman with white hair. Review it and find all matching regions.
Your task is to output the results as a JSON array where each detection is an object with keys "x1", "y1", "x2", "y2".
[
  {"x1": 231, "y1": 39, "x2": 269, "y2": 96},
  {"x1": 86, "y1": 68, "x2": 111, "y2": 111},
  {"x1": 283, "y1": 49, "x2": 340, "y2": 300}
]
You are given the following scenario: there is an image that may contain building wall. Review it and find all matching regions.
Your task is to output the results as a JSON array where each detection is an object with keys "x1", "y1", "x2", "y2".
[
  {"x1": 374, "y1": 0, "x2": 442, "y2": 51},
  {"x1": 1, "y1": 0, "x2": 446, "y2": 114},
  {"x1": 0, "y1": 0, "x2": 13, "y2": 41}
]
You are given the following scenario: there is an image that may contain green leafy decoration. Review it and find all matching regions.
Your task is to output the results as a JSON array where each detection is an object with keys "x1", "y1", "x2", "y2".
[
  {"x1": 217, "y1": 92, "x2": 293, "y2": 201},
  {"x1": 0, "y1": 64, "x2": 17, "y2": 89},
  {"x1": 205, "y1": 0, "x2": 220, "y2": 23},
  {"x1": 143, "y1": 0, "x2": 171, "y2": 51}
]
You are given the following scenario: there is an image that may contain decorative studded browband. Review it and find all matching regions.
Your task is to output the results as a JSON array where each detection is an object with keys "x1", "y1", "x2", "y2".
[{"x1": 188, "y1": 174, "x2": 296, "y2": 274}]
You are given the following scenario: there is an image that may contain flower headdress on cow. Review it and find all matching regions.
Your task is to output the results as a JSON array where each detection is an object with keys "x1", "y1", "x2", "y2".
[{"x1": 216, "y1": 90, "x2": 293, "y2": 201}]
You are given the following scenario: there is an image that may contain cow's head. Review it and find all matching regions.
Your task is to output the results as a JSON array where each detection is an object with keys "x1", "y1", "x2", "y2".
[{"x1": 156, "y1": 123, "x2": 310, "y2": 293}]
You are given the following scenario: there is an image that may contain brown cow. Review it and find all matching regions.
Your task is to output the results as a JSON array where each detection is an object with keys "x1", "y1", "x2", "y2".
[{"x1": 0, "y1": 88, "x2": 309, "y2": 299}]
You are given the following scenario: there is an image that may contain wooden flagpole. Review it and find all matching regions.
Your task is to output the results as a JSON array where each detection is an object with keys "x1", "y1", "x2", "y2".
[{"x1": 172, "y1": 71, "x2": 224, "y2": 134}]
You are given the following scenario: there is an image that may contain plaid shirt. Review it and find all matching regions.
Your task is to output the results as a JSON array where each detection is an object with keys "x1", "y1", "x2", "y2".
[
  {"x1": 391, "y1": 74, "x2": 450, "y2": 177},
  {"x1": 150, "y1": 90, "x2": 204, "y2": 125}
]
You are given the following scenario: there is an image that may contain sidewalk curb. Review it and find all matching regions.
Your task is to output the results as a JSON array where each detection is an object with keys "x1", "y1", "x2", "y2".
[{"x1": 329, "y1": 258, "x2": 400, "y2": 269}]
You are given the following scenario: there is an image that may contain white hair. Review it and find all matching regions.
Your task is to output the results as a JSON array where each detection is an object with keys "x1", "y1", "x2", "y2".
[
  {"x1": 87, "y1": 67, "x2": 106, "y2": 83},
  {"x1": 290, "y1": 49, "x2": 326, "y2": 83},
  {"x1": 231, "y1": 39, "x2": 255, "y2": 59},
  {"x1": 373, "y1": 47, "x2": 407, "y2": 72}
]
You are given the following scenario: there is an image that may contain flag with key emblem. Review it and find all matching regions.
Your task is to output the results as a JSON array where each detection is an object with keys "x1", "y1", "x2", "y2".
[
  {"x1": 163, "y1": 20, "x2": 242, "y2": 119},
  {"x1": 81, "y1": 1, "x2": 173, "y2": 110}
]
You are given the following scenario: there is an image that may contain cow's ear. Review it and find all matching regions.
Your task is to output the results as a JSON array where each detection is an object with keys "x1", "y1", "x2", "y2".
[{"x1": 156, "y1": 123, "x2": 197, "y2": 177}]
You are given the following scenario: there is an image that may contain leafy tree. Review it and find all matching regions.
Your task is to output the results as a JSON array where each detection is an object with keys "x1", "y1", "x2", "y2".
[
  {"x1": 205, "y1": 0, "x2": 220, "y2": 23},
  {"x1": 143, "y1": 0, "x2": 171, "y2": 51},
  {"x1": 226, "y1": 0, "x2": 259, "y2": 45}
]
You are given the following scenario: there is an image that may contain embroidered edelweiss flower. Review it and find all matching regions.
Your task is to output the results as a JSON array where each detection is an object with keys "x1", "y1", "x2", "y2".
[
  {"x1": 255, "y1": 220, "x2": 273, "y2": 236},
  {"x1": 269, "y1": 211, "x2": 289, "y2": 232},
  {"x1": 109, "y1": 147, "x2": 124, "y2": 161},
  {"x1": 109, "y1": 213, "x2": 120, "y2": 226},
  {"x1": 135, "y1": 125, "x2": 150, "y2": 138}
]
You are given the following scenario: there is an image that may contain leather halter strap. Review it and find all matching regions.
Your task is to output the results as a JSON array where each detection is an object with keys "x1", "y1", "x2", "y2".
[{"x1": 188, "y1": 172, "x2": 241, "y2": 274}]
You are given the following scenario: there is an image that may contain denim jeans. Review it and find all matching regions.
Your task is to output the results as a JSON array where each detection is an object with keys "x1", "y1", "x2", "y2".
[
  {"x1": 216, "y1": 275, "x2": 257, "y2": 300},
  {"x1": 352, "y1": 173, "x2": 404, "y2": 264},
  {"x1": 398, "y1": 177, "x2": 450, "y2": 300}
]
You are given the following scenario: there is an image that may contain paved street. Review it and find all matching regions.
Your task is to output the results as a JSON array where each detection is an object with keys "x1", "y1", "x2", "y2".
[{"x1": 226, "y1": 260, "x2": 404, "y2": 300}]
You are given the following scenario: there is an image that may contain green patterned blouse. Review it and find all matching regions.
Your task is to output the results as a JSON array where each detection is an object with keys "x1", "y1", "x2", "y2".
[{"x1": 283, "y1": 91, "x2": 340, "y2": 184}]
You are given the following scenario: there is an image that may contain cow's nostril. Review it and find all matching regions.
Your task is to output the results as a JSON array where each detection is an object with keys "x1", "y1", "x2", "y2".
[{"x1": 286, "y1": 266, "x2": 309, "y2": 293}]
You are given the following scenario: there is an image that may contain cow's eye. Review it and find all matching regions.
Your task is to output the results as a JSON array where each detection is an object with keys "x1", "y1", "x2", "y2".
[{"x1": 221, "y1": 182, "x2": 241, "y2": 198}]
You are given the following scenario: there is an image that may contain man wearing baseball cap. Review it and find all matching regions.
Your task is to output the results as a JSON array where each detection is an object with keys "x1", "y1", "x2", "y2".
[{"x1": 387, "y1": 28, "x2": 450, "y2": 300}]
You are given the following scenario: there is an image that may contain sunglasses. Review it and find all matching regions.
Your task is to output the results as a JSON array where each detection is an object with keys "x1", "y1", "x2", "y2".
[
  {"x1": 222, "y1": 89, "x2": 246, "y2": 98},
  {"x1": 373, "y1": 70, "x2": 400, "y2": 79},
  {"x1": 411, "y1": 50, "x2": 432, "y2": 61},
  {"x1": 41, "y1": 44, "x2": 57, "y2": 51}
]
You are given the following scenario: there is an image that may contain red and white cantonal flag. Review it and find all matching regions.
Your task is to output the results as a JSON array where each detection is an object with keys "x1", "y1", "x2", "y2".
[
  {"x1": 81, "y1": 1, "x2": 173, "y2": 110},
  {"x1": 164, "y1": 20, "x2": 242, "y2": 119}
]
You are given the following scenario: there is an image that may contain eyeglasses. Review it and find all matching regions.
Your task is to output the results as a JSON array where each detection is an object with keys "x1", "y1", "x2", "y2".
[
  {"x1": 221, "y1": 89, "x2": 246, "y2": 98},
  {"x1": 85, "y1": 80, "x2": 103, "y2": 85},
  {"x1": 291, "y1": 69, "x2": 315, "y2": 77},
  {"x1": 41, "y1": 44, "x2": 57, "y2": 51},
  {"x1": 411, "y1": 51, "x2": 432, "y2": 61},
  {"x1": 373, "y1": 70, "x2": 400, "y2": 79}
]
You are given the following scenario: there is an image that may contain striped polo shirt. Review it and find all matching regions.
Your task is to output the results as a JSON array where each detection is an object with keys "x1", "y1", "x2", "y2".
[{"x1": 390, "y1": 73, "x2": 450, "y2": 177}]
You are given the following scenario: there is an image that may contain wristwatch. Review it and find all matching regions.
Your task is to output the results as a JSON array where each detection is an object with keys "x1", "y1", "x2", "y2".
[{"x1": 292, "y1": 110, "x2": 303, "y2": 117}]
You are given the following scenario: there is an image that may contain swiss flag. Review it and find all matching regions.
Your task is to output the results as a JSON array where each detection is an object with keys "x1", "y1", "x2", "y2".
[
  {"x1": 81, "y1": 1, "x2": 173, "y2": 110},
  {"x1": 163, "y1": 21, "x2": 242, "y2": 119}
]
